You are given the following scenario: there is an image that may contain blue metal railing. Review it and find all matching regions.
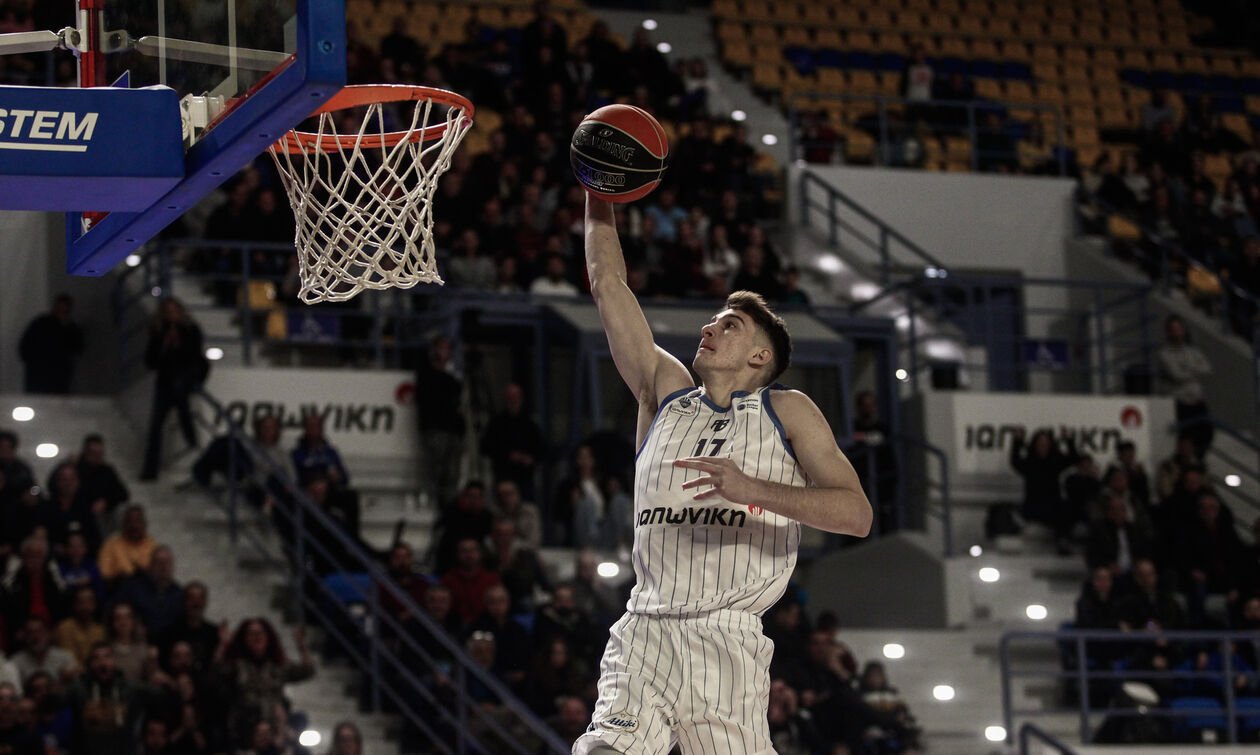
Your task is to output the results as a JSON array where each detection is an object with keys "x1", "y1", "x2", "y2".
[
  {"x1": 192, "y1": 388, "x2": 570, "y2": 755},
  {"x1": 789, "y1": 93, "x2": 1069, "y2": 176},
  {"x1": 1001, "y1": 629, "x2": 1260, "y2": 745},
  {"x1": 1019, "y1": 723, "x2": 1078, "y2": 755}
]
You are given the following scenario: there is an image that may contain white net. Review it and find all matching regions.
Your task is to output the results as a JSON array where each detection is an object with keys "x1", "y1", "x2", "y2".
[{"x1": 268, "y1": 90, "x2": 472, "y2": 303}]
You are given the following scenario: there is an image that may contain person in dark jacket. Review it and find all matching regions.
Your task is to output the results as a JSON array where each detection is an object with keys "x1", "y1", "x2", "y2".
[
  {"x1": 140, "y1": 299, "x2": 206, "y2": 480},
  {"x1": 479, "y1": 383, "x2": 544, "y2": 500},
  {"x1": 1009, "y1": 427, "x2": 1081, "y2": 553},
  {"x1": 75, "y1": 435, "x2": 129, "y2": 524},
  {"x1": 18, "y1": 294, "x2": 84, "y2": 394},
  {"x1": 1, "y1": 537, "x2": 67, "y2": 648},
  {"x1": 415, "y1": 336, "x2": 465, "y2": 506}
]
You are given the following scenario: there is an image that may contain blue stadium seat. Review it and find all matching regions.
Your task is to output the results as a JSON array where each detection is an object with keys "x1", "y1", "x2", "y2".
[
  {"x1": 1208, "y1": 75, "x2": 1238, "y2": 94},
  {"x1": 816, "y1": 48, "x2": 847, "y2": 68},
  {"x1": 1217, "y1": 96, "x2": 1245, "y2": 113},
  {"x1": 1240, "y1": 77, "x2": 1260, "y2": 95},
  {"x1": 1237, "y1": 697, "x2": 1260, "y2": 734},
  {"x1": 1179, "y1": 73, "x2": 1208, "y2": 94},
  {"x1": 876, "y1": 52, "x2": 906, "y2": 72},
  {"x1": 784, "y1": 46, "x2": 815, "y2": 75},
  {"x1": 970, "y1": 59, "x2": 1000, "y2": 78},
  {"x1": 1001, "y1": 61, "x2": 1032, "y2": 81},
  {"x1": 1150, "y1": 70, "x2": 1178, "y2": 89},
  {"x1": 1171, "y1": 696, "x2": 1226, "y2": 738},
  {"x1": 849, "y1": 51, "x2": 876, "y2": 70},
  {"x1": 1120, "y1": 69, "x2": 1149, "y2": 87},
  {"x1": 938, "y1": 56, "x2": 967, "y2": 74}
]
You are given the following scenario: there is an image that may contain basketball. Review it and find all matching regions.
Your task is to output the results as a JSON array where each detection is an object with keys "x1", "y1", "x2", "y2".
[{"x1": 570, "y1": 104, "x2": 669, "y2": 203}]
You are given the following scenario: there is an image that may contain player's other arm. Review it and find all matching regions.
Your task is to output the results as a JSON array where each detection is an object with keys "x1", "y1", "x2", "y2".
[
  {"x1": 585, "y1": 195, "x2": 692, "y2": 407},
  {"x1": 674, "y1": 390, "x2": 872, "y2": 535}
]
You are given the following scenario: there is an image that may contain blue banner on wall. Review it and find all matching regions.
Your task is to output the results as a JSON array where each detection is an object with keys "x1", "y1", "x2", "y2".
[
  {"x1": 0, "y1": 85, "x2": 183, "y2": 211},
  {"x1": 1023, "y1": 339, "x2": 1070, "y2": 371}
]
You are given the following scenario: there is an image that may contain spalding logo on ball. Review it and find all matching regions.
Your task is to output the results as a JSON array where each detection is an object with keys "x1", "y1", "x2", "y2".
[{"x1": 571, "y1": 104, "x2": 670, "y2": 204}]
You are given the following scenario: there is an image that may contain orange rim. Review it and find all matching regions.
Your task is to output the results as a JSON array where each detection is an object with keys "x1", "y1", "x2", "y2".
[{"x1": 275, "y1": 84, "x2": 475, "y2": 155}]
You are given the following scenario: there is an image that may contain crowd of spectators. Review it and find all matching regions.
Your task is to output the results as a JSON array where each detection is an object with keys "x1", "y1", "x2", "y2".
[{"x1": 0, "y1": 424, "x2": 387, "y2": 754}]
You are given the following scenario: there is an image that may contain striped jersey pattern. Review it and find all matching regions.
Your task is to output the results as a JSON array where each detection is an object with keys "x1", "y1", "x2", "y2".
[{"x1": 627, "y1": 383, "x2": 804, "y2": 618}]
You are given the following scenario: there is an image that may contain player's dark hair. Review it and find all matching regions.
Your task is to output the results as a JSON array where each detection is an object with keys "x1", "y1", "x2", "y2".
[{"x1": 725, "y1": 291, "x2": 792, "y2": 385}]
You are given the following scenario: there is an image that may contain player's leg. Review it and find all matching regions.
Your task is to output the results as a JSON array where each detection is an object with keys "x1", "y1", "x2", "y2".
[
  {"x1": 674, "y1": 612, "x2": 776, "y2": 755},
  {"x1": 573, "y1": 614, "x2": 675, "y2": 755}
]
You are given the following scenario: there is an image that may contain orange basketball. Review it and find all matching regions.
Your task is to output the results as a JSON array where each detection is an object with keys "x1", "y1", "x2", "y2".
[{"x1": 570, "y1": 104, "x2": 669, "y2": 203}]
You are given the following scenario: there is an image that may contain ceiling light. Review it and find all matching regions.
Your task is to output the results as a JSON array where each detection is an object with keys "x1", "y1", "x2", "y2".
[
  {"x1": 35, "y1": 443, "x2": 59, "y2": 458},
  {"x1": 731, "y1": 110, "x2": 747, "y2": 121},
  {"x1": 978, "y1": 567, "x2": 1000, "y2": 583},
  {"x1": 1026, "y1": 604, "x2": 1048, "y2": 620},
  {"x1": 985, "y1": 725, "x2": 1006, "y2": 742},
  {"x1": 642, "y1": 19, "x2": 658, "y2": 30},
  {"x1": 932, "y1": 684, "x2": 955, "y2": 701},
  {"x1": 1225, "y1": 474, "x2": 1241, "y2": 487},
  {"x1": 895, "y1": 368, "x2": 909, "y2": 381},
  {"x1": 205, "y1": 347, "x2": 224, "y2": 361},
  {"x1": 597, "y1": 561, "x2": 620, "y2": 578},
  {"x1": 816, "y1": 253, "x2": 844, "y2": 274},
  {"x1": 298, "y1": 730, "x2": 321, "y2": 747},
  {"x1": 11, "y1": 407, "x2": 34, "y2": 422},
  {"x1": 882, "y1": 643, "x2": 905, "y2": 659},
  {"x1": 761, "y1": 133, "x2": 778, "y2": 146},
  {"x1": 656, "y1": 42, "x2": 671, "y2": 54},
  {"x1": 969, "y1": 544, "x2": 982, "y2": 557},
  {"x1": 125, "y1": 254, "x2": 142, "y2": 267}
]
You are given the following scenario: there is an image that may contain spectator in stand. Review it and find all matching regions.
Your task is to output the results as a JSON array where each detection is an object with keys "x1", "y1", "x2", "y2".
[
  {"x1": 9, "y1": 617, "x2": 77, "y2": 689},
  {"x1": 380, "y1": 543, "x2": 429, "y2": 630},
  {"x1": 1181, "y1": 491, "x2": 1243, "y2": 626},
  {"x1": 446, "y1": 228, "x2": 496, "y2": 290},
  {"x1": 730, "y1": 247, "x2": 784, "y2": 301},
  {"x1": 1158, "y1": 314, "x2": 1213, "y2": 455},
  {"x1": 441, "y1": 538, "x2": 501, "y2": 626},
  {"x1": 0, "y1": 658, "x2": 20, "y2": 697},
  {"x1": 1141, "y1": 89, "x2": 1178, "y2": 134},
  {"x1": 75, "y1": 434, "x2": 129, "y2": 529},
  {"x1": 104, "y1": 601, "x2": 151, "y2": 682},
  {"x1": 572, "y1": 474, "x2": 633, "y2": 553},
  {"x1": 140, "y1": 298, "x2": 206, "y2": 481},
  {"x1": 546, "y1": 696, "x2": 591, "y2": 750},
  {"x1": 290, "y1": 414, "x2": 352, "y2": 500},
  {"x1": 468, "y1": 585, "x2": 530, "y2": 688},
  {"x1": 98, "y1": 505, "x2": 158, "y2": 584},
  {"x1": 533, "y1": 584, "x2": 599, "y2": 668},
  {"x1": 326, "y1": 721, "x2": 363, "y2": 755},
  {"x1": 380, "y1": 16, "x2": 424, "y2": 71},
  {"x1": 2, "y1": 536, "x2": 66, "y2": 645},
  {"x1": 1076, "y1": 567, "x2": 1125, "y2": 630},
  {"x1": 781, "y1": 267, "x2": 810, "y2": 306},
  {"x1": 157, "y1": 581, "x2": 218, "y2": 672},
  {"x1": 294, "y1": 471, "x2": 364, "y2": 577},
  {"x1": 525, "y1": 637, "x2": 587, "y2": 718},
  {"x1": 1156, "y1": 432, "x2": 1202, "y2": 501},
  {"x1": 977, "y1": 111, "x2": 1017, "y2": 173},
  {"x1": 45, "y1": 462, "x2": 101, "y2": 556},
  {"x1": 113, "y1": 546, "x2": 183, "y2": 639},
  {"x1": 1119, "y1": 558, "x2": 1185, "y2": 630},
  {"x1": 767, "y1": 679, "x2": 824, "y2": 755},
  {"x1": 1113, "y1": 441, "x2": 1151, "y2": 507},
  {"x1": 56, "y1": 532, "x2": 103, "y2": 606},
  {"x1": 485, "y1": 520, "x2": 551, "y2": 614},
  {"x1": 435, "y1": 481, "x2": 494, "y2": 574},
  {"x1": 214, "y1": 620, "x2": 314, "y2": 749},
  {"x1": 17, "y1": 293, "x2": 83, "y2": 395},
  {"x1": 1063, "y1": 454, "x2": 1102, "y2": 536},
  {"x1": 415, "y1": 335, "x2": 465, "y2": 507},
  {"x1": 0, "y1": 681, "x2": 39, "y2": 754},
  {"x1": 23, "y1": 670, "x2": 71, "y2": 751},
  {"x1": 480, "y1": 383, "x2": 545, "y2": 501},
  {"x1": 530, "y1": 254, "x2": 580, "y2": 297},
  {"x1": 0, "y1": 430, "x2": 34, "y2": 498},
  {"x1": 65, "y1": 643, "x2": 148, "y2": 755},
  {"x1": 644, "y1": 187, "x2": 688, "y2": 244},
  {"x1": 1085, "y1": 494, "x2": 1158, "y2": 575},
  {"x1": 850, "y1": 391, "x2": 897, "y2": 534},
  {"x1": 1009, "y1": 427, "x2": 1080, "y2": 554},
  {"x1": 0, "y1": 484, "x2": 52, "y2": 563},
  {"x1": 492, "y1": 479, "x2": 542, "y2": 551},
  {"x1": 53, "y1": 586, "x2": 106, "y2": 666},
  {"x1": 858, "y1": 661, "x2": 919, "y2": 752},
  {"x1": 195, "y1": 414, "x2": 288, "y2": 510}
]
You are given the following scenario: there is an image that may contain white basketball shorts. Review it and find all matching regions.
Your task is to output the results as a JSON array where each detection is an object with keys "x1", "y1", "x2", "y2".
[{"x1": 572, "y1": 610, "x2": 776, "y2": 755}]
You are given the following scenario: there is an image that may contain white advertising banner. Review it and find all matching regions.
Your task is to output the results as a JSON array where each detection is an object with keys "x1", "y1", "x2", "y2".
[
  {"x1": 915, "y1": 391, "x2": 1176, "y2": 501},
  {"x1": 204, "y1": 367, "x2": 419, "y2": 459}
]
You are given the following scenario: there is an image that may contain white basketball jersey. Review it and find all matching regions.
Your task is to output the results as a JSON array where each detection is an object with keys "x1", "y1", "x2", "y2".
[{"x1": 626, "y1": 384, "x2": 804, "y2": 617}]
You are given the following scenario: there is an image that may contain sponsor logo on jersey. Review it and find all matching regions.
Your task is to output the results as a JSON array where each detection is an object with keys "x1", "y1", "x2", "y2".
[
  {"x1": 669, "y1": 396, "x2": 698, "y2": 416},
  {"x1": 600, "y1": 715, "x2": 639, "y2": 732},
  {"x1": 736, "y1": 399, "x2": 759, "y2": 412},
  {"x1": 748, "y1": 505, "x2": 764, "y2": 516},
  {"x1": 711, "y1": 418, "x2": 730, "y2": 431},
  {"x1": 637, "y1": 505, "x2": 748, "y2": 528}
]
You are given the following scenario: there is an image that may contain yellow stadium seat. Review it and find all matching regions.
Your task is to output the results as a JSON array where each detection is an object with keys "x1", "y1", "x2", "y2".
[
  {"x1": 1079, "y1": 7, "x2": 1105, "y2": 26},
  {"x1": 1005, "y1": 81, "x2": 1034, "y2": 102},
  {"x1": 1032, "y1": 62, "x2": 1060, "y2": 82},
  {"x1": 945, "y1": 135, "x2": 971, "y2": 160},
  {"x1": 971, "y1": 39, "x2": 1001, "y2": 60},
  {"x1": 1096, "y1": 86, "x2": 1125, "y2": 107},
  {"x1": 1151, "y1": 52, "x2": 1178, "y2": 71},
  {"x1": 847, "y1": 30, "x2": 879, "y2": 51},
  {"x1": 1109, "y1": 215, "x2": 1143, "y2": 242},
  {"x1": 897, "y1": 12, "x2": 928, "y2": 32},
  {"x1": 801, "y1": 4, "x2": 832, "y2": 24},
  {"x1": 878, "y1": 72, "x2": 901, "y2": 94},
  {"x1": 923, "y1": 11, "x2": 953, "y2": 33},
  {"x1": 1063, "y1": 47, "x2": 1090, "y2": 66},
  {"x1": 1204, "y1": 154, "x2": 1233, "y2": 186},
  {"x1": 1222, "y1": 113, "x2": 1252, "y2": 142},
  {"x1": 716, "y1": 22, "x2": 746, "y2": 43},
  {"x1": 1121, "y1": 49, "x2": 1150, "y2": 70},
  {"x1": 1107, "y1": 26, "x2": 1136, "y2": 46},
  {"x1": 1164, "y1": 29, "x2": 1191, "y2": 48},
  {"x1": 1031, "y1": 44, "x2": 1061, "y2": 64},
  {"x1": 986, "y1": 18, "x2": 1016, "y2": 37},
  {"x1": 1091, "y1": 67, "x2": 1120, "y2": 86},
  {"x1": 955, "y1": 15, "x2": 985, "y2": 36},
  {"x1": 880, "y1": 33, "x2": 909, "y2": 54},
  {"x1": 1008, "y1": 106, "x2": 1037, "y2": 122},
  {"x1": 990, "y1": 1, "x2": 1020, "y2": 19},
  {"x1": 1093, "y1": 48, "x2": 1121, "y2": 69},
  {"x1": 844, "y1": 130, "x2": 876, "y2": 163},
  {"x1": 723, "y1": 41, "x2": 754, "y2": 66},
  {"x1": 473, "y1": 5, "x2": 507, "y2": 26},
  {"x1": 782, "y1": 26, "x2": 812, "y2": 46},
  {"x1": 713, "y1": 0, "x2": 739, "y2": 14},
  {"x1": 1246, "y1": 96, "x2": 1260, "y2": 115},
  {"x1": 1035, "y1": 83, "x2": 1066, "y2": 106},
  {"x1": 902, "y1": 0, "x2": 934, "y2": 10},
  {"x1": 1071, "y1": 127, "x2": 1100, "y2": 148},
  {"x1": 1021, "y1": 3, "x2": 1048, "y2": 21},
  {"x1": 752, "y1": 43, "x2": 782, "y2": 63},
  {"x1": 1099, "y1": 105, "x2": 1134, "y2": 129},
  {"x1": 442, "y1": 5, "x2": 471, "y2": 25},
  {"x1": 936, "y1": 0, "x2": 961, "y2": 13},
  {"x1": 1208, "y1": 56, "x2": 1239, "y2": 76},
  {"x1": 815, "y1": 28, "x2": 843, "y2": 48},
  {"x1": 1136, "y1": 28, "x2": 1162, "y2": 46},
  {"x1": 1065, "y1": 84, "x2": 1096, "y2": 105},
  {"x1": 742, "y1": 0, "x2": 777, "y2": 23},
  {"x1": 939, "y1": 37, "x2": 970, "y2": 57},
  {"x1": 817, "y1": 68, "x2": 846, "y2": 94},
  {"x1": 960, "y1": 0, "x2": 991, "y2": 16},
  {"x1": 1181, "y1": 55, "x2": 1209, "y2": 74},
  {"x1": 1076, "y1": 24, "x2": 1105, "y2": 44},
  {"x1": 1241, "y1": 60, "x2": 1260, "y2": 78},
  {"x1": 1049, "y1": 5, "x2": 1077, "y2": 24},
  {"x1": 864, "y1": 7, "x2": 896, "y2": 28},
  {"x1": 1067, "y1": 104, "x2": 1099, "y2": 125},
  {"x1": 751, "y1": 63, "x2": 783, "y2": 90},
  {"x1": 848, "y1": 71, "x2": 880, "y2": 93},
  {"x1": 833, "y1": 6, "x2": 862, "y2": 26},
  {"x1": 975, "y1": 78, "x2": 1003, "y2": 99},
  {"x1": 1124, "y1": 88, "x2": 1152, "y2": 108},
  {"x1": 1001, "y1": 41, "x2": 1032, "y2": 62},
  {"x1": 750, "y1": 24, "x2": 780, "y2": 45}
]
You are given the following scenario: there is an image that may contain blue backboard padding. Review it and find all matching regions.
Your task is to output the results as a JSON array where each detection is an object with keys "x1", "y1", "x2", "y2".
[
  {"x1": 0, "y1": 85, "x2": 182, "y2": 210},
  {"x1": 65, "y1": 0, "x2": 347, "y2": 276}
]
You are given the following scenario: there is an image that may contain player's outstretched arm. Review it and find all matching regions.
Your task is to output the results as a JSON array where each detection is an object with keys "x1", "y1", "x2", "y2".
[
  {"x1": 673, "y1": 390, "x2": 872, "y2": 535},
  {"x1": 585, "y1": 195, "x2": 692, "y2": 407}
]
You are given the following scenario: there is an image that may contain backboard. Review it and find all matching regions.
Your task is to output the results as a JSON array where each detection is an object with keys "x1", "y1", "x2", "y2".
[{"x1": 63, "y1": 0, "x2": 346, "y2": 275}]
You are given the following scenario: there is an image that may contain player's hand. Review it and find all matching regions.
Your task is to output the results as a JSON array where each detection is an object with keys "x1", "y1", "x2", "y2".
[{"x1": 673, "y1": 457, "x2": 761, "y2": 503}]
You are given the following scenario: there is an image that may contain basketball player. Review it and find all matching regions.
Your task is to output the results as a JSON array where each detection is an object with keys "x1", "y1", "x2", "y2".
[{"x1": 574, "y1": 195, "x2": 873, "y2": 755}]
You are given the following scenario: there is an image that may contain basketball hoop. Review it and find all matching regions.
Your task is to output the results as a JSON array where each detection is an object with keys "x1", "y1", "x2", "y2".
[{"x1": 269, "y1": 85, "x2": 474, "y2": 303}]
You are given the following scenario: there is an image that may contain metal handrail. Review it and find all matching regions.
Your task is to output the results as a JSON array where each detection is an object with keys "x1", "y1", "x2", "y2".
[
  {"x1": 789, "y1": 92, "x2": 1068, "y2": 175},
  {"x1": 1000, "y1": 628, "x2": 1260, "y2": 746},
  {"x1": 192, "y1": 388, "x2": 571, "y2": 755},
  {"x1": 895, "y1": 432, "x2": 952, "y2": 557},
  {"x1": 1019, "y1": 723, "x2": 1078, "y2": 755},
  {"x1": 1172, "y1": 416, "x2": 1260, "y2": 531}
]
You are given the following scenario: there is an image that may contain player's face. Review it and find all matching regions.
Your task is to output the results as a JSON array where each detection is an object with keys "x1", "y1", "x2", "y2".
[{"x1": 693, "y1": 309, "x2": 766, "y2": 375}]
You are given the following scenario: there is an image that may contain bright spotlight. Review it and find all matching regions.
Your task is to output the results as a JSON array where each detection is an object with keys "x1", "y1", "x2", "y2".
[
  {"x1": 35, "y1": 443, "x2": 59, "y2": 459},
  {"x1": 1225, "y1": 474, "x2": 1241, "y2": 487},
  {"x1": 1026, "y1": 604, "x2": 1048, "y2": 621},
  {"x1": 298, "y1": 730, "x2": 321, "y2": 747},
  {"x1": 205, "y1": 347, "x2": 224, "y2": 361},
  {"x1": 882, "y1": 643, "x2": 905, "y2": 660},
  {"x1": 895, "y1": 368, "x2": 909, "y2": 381},
  {"x1": 969, "y1": 544, "x2": 983, "y2": 557},
  {"x1": 731, "y1": 109, "x2": 747, "y2": 121},
  {"x1": 125, "y1": 254, "x2": 142, "y2": 267},
  {"x1": 850, "y1": 282, "x2": 880, "y2": 300},
  {"x1": 597, "y1": 561, "x2": 620, "y2": 578},
  {"x1": 642, "y1": 18, "x2": 658, "y2": 30},
  {"x1": 985, "y1": 725, "x2": 1007, "y2": 742},
  {"x1": 656, "y1": 42, "x2": 671, "y2": 54},
  {"x1": 150, "y1": 286, "x2": 163, "y2": 297},
  {"x1": 978, "y1": 567, "x2": 1000, "y2": 583},
  {"x1": 932, "y1": 684, "x2": 955, "y2": 701},
  {"x1": 816, "y1": 253, "x2": 844, "y2": 274},
  {"x1": 11, "y1": 407, "x2": 34, "y2": 422},
  {"x1": 761, "y1": 133, "x2": 778, "y2": 146}
]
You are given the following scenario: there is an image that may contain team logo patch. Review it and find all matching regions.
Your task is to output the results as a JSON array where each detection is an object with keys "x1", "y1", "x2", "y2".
[
  {"x1": 600, "y1": 714, "x2": 639, "y2": 732},
  {"x1": 669, "y1": 397, "x2": 698, "y2": 416},
  {"x1": 711, "y1": 418, "x2": 730, "y2": 431}
]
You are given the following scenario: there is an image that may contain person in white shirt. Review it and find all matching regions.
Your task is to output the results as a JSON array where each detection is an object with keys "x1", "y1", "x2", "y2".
[{"x1": 529, "y1": 254, "x2": 581, "y2": 297}]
